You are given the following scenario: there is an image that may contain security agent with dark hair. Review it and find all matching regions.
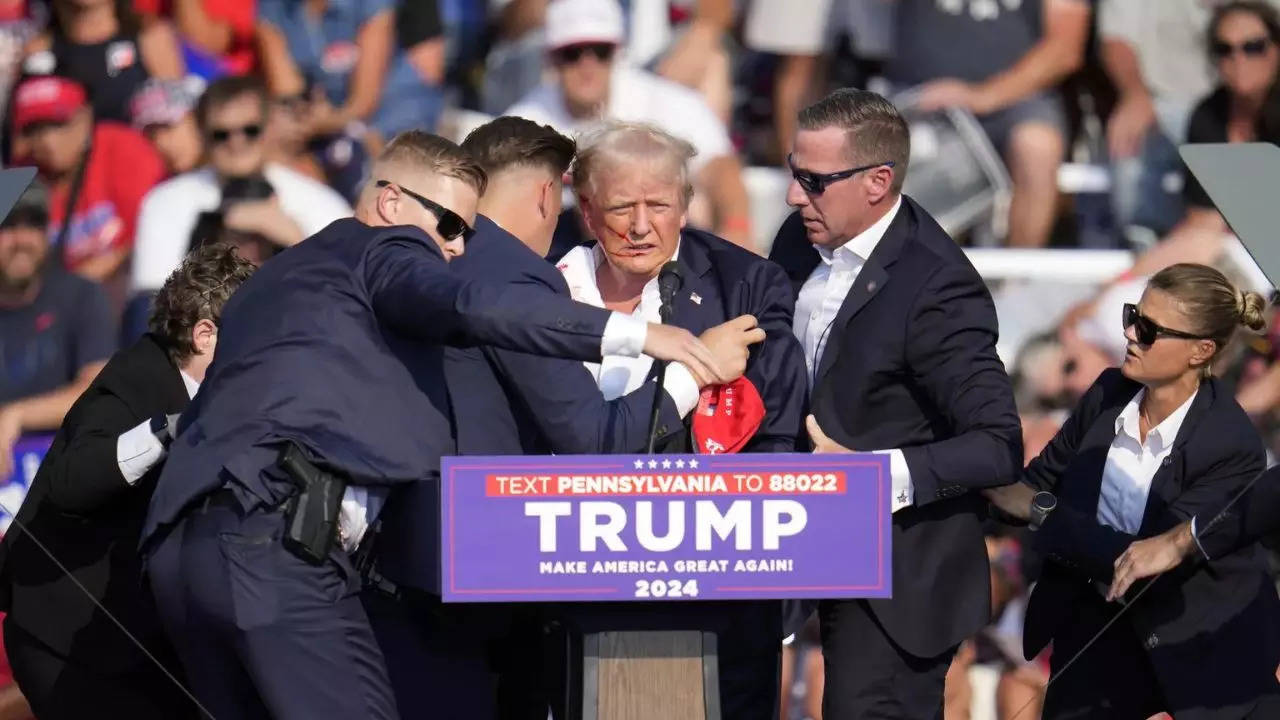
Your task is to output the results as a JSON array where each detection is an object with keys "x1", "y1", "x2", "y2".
[
  {"x1": 366, "y1": 117, "x2": 765, "y2": 720},
  {"x1": 770, "y1": 88, "x2": 1023, "y2": 718},
  {"x1": 141, "y1": 130, "x2": 738, "y2": 720},
  {"x1": 0, "y1": 242, "x2": 256, "y2": 720},
  {"x1": 987, "y1": 264, "x2": 1280, "y2": 719}
]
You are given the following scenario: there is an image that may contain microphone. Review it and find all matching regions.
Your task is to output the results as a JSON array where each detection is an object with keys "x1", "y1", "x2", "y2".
[
  {"x1": 647, "y1": 261, "x2": 684, "y2": 453},
  {"x1": 657, "y1": 262, "x2": 683, "y2": 323}
]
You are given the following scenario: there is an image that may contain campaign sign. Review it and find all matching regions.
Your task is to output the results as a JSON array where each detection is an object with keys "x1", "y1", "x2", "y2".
[{"x1": 440, "y1": 453, "x2": 891, "y2": 603}]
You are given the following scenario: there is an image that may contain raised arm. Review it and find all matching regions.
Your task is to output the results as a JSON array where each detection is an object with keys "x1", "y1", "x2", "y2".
[{"x1": 364, "y1": 235, "x2": 726, "y2": 379}]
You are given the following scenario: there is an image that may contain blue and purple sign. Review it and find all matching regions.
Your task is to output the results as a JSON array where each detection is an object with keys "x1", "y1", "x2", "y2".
[{"x1": 440, "y1": 453, "x2": 892, "y2": 603}]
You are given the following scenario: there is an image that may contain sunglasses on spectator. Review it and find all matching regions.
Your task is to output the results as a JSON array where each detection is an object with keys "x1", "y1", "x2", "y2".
[
  {"x1": 1211, "y1": 36, "x2": 1271, "y2": 59},
  {"x1": 787, "y1": 153, "x2": 895, "y2": 195},
  {"x1": 1122, "y1": 303, "x2": 1211, "y2": 346},
  {"x1": 209, "y1": 123, "x2": 263, "y2": 144},
  {"x1": 553, "y1": 43, "x2": 615, "y2": 65},
  {"x1": 376, "y1": 180, "x2": 474, "y2": 242}
]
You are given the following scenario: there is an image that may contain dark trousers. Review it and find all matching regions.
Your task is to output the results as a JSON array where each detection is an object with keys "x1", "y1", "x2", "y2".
[
  {"x1": 364, "y1": 589, "x2": 548, "y2": 720},
  {"x1": 818, "y1": 599, "x2": 956, "y2": 720},
  {"x1": 147, "y1": 492, "x2": 398, "y2": 720},
  {"x1": 4, "y1": 617, "x2": 196, "y2": 720}
]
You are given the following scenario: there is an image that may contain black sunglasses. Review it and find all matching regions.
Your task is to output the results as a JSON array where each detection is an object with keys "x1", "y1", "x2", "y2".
[
  {"x1": 1122, "y1": 303, "x2": 1211, "y2": 346},
  {"x1": 553, "y1": 42, "x2": 615, "y2": 65},
  {"x1": 1211, "y1": 36, "x2": 1271, "y2": 59},
  {"x1": 787, "y1": 153, "x2": 895, "y2": 195},
  {"x1": 209, "y1": 123, "x2": 263, "y2": 144},
  {"x1": 376, "y1": 180, "x2": 474, "y2": 242}
]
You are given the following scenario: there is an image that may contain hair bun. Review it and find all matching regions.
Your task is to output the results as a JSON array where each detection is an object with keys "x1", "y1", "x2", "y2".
[{"x1": 1238, "y1": 290, "x2": 1269, "y2": 332}]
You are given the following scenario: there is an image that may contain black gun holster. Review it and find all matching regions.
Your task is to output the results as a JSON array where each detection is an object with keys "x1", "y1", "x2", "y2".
[{"x1": 277, "y1": 441, "x2": 348, "y2": 566}]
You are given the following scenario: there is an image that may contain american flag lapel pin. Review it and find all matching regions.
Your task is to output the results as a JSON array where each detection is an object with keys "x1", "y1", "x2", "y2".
[{"x1": 690, "y1": 292, "x2": 702, "y2": 305}]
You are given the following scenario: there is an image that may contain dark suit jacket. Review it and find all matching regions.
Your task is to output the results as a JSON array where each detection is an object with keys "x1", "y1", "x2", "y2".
[
  {"x1": 769, "y1": 196, "x2": 1023, "y2": 657},
  {"x1": 143, "y1": 218, "x2": 616, "y2": 548},
  {"x1": 0, "y1": 334, "x2": 188, "y2": 669},
  {"x1": 1196, "y1": 463, "x2": 1280, "y2": 560},
  {"x1": 1022, "y1": 368, "x2": 1280, "y2": 720}
]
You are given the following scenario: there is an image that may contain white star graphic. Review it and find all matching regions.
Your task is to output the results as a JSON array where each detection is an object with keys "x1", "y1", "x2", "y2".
[
  {"x1": 675, "y1": 459, "x2": 685, "y2": 468},
  {"x1": 634, "y1": 459, "x2": 645, "y2": 469},
  {"x1": 662, "y1": 459, "x2": 672, "y2": 469},
  {"x1": 648, "y1": 459, "x2": 658, "y2": 469},
  {"x1": 688, "y1": 459, "x2": 700, "y2": 468}
]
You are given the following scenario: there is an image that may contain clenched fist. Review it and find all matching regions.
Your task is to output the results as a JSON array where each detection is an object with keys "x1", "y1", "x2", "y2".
[
  {"x1": 643, "y1": 323, "x2": 723, "y2": 386},
  {"x1": 696, "y1": 315, "x2": 766, "y2": 387}
]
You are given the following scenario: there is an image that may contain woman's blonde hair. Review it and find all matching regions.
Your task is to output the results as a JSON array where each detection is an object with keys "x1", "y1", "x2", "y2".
[{"x1": 1148, "y1": 263, "x2": 1269, "y2": 376}]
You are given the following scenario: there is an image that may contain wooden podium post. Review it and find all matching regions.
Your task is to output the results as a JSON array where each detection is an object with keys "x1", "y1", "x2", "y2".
[{"x1": 579, "y1": 631, "x2": 720, "y2": 720}]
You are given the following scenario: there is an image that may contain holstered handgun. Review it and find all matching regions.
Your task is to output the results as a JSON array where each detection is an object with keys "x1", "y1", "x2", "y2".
[{"x1": 277, "y1": 441, "x2": 347, "y2": 566}]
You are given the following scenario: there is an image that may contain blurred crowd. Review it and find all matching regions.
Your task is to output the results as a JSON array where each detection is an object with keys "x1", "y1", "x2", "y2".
[{"x1": 1, "y1": 0, "x2": 1280, "y2": 719}]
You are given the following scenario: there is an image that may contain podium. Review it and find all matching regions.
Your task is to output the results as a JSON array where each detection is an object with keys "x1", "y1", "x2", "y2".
[{"x1": 437, "y1": 452, "x2": 892, "y2": 718}]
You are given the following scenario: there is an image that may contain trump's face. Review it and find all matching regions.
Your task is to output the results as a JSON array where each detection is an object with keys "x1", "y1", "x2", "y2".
[{"x1": 580, "y1": 160, "x2": 687, "y2": 280}]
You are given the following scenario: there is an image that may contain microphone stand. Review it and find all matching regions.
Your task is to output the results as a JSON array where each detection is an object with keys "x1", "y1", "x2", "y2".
[{"x1": 645, "y1": 300, "x2": 673, "y2": 454}]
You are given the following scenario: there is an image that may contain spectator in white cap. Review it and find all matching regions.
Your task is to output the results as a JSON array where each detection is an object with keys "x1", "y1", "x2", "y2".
[
  {"x1": 130, "y1": 78, "x2": 204, "y2": 175},
  {"x1": 505, "y1": 0, "x2": 755, "y2": 250}
]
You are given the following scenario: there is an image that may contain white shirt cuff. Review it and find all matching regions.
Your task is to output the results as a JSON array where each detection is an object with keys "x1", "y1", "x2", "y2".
[
  {"x1": 1190, "y1": 516, "x2": 1211, "y2": 560},
  {"x1": 664, "y1": 362, "x2": 701, "y2": 417},
  {"x1": 876, "y1": 449, "x2": 913, "y2": 513},
  {"x1": 601, "y1": 312, "x2": 648, "y2": 358},
  {"x1": 117, "y1": 419, "x2": 166, "y2": 485},
  {"x1": 338, "y1": 486, "x2": 388, "y2": 552}
]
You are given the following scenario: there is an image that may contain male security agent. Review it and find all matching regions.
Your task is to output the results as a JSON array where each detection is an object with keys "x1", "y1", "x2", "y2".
[{"x1": 771, "y1": 89, "x2": 1022, "y2": 719}]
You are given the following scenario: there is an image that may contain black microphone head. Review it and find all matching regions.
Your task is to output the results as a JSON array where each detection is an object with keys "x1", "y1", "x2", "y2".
[{"x1": 658, "y1": 261, "x2": 684, "y2": 300}]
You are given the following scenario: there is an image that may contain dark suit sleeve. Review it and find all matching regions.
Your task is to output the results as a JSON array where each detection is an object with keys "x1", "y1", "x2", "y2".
[
  {"x1": 366, "y1": 237, "x2": 612, "y2": 362},
  {"x1": 1196, "y1": 465, "x2": 1280, "y2": 560},
  {"x1": 742, "y1": 261, "x2": 807, "y2": 453},
  {"x1": 484, "y1": 347, "x2": 684, "y2": 454},
  {"x1": 1040, "y1": 420, "x2": 1266, "y2": 582},
  {"x1": 900, "y1": 262, "x2": 1022, "y2": 505},
  {"x1": 40, "y1": 394, "x2": 139, "y2": 514}
]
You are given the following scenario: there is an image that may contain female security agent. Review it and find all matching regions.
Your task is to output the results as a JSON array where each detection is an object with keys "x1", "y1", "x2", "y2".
[
  {"x1": 0, "y1": 243, "x2": 255, "y2": 720},
  {"x1": 985, "y1": 263, "x2": 1280, "y2": 719}
]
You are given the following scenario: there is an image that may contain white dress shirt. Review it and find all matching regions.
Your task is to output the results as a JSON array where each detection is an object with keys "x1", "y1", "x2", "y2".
[
  {"x1": 1097, "y1": 388, "x2": 1198, "y2": 534},
  {"x1": 557, "y1": 243, "x2": 702, "y2": 413},
  {"x1": 793, "y1": 197, "x2": 913, "y2": 512}
]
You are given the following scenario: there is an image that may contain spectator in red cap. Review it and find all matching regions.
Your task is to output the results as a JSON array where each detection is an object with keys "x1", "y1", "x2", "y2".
[{"x1": 10, "y1": 75, "x2": 167, "y2": 304}]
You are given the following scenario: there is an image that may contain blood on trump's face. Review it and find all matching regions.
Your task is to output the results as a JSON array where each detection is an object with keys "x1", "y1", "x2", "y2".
[{"x1": 580, "y1": 159, "x2": 687, "y2": 280}]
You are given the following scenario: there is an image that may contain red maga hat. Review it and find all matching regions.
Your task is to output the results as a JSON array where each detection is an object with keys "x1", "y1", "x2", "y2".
[{"x1": 691, "y1": 377, "x2": 765, "y2": 455}]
